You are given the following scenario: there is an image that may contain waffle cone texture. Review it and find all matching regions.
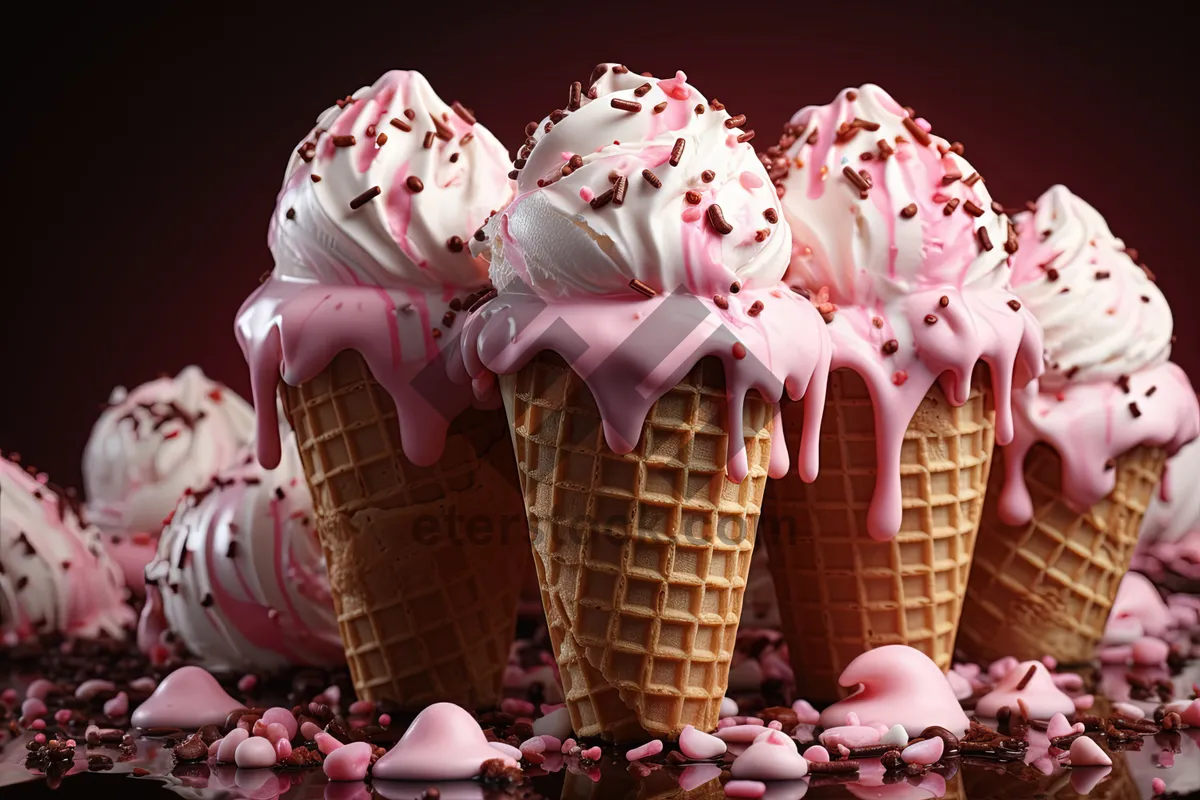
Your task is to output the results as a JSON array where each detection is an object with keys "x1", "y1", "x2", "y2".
[
  {"x1": 762, "y1": 367, "x2": 995, "y2": 703},
  {"x1": 958, "y1": 443, "x2": 1166, "y2": 665},
  {"x1": 281, "y1": 350, "x2": 528, "y2": 711},
  {"x1": 501, "y1": 354, "x2": 773, "y2": 742}
]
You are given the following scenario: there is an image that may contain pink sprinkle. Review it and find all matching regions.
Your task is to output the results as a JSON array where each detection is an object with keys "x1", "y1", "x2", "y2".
[
  {"x1": 581, "y1": 746, "x2": 602, "y2": 761},
  {"x1": 315, "y1": 732, "x2": 344, "y2": 755},
  {"x1": 54, "y1": 709, "x2": 72, "y2": 725},
  {"x1": 1052, "y1": 673, "x2": 1084, "y2": 692},
  {"x1": 625, "y1": 740, "x2": 663, "y2": 761},
  {"x1": 30, "y1": 719, "x2": 46, "y2": 730},
  {"x1": 34, "y1": 733, "x2": 46, "y2": 744},
  {"x1": 892, "y1": 370, "x2": 908, "y2": 386},
  {"x1": 561, "y1": 737, "x2": 576, "y2": 754},
  {"x1": 300, "y1": 721, "x2": 322, "y2": 740},
  {"x1": 915, "y1": 117, "x2": 933, "y2": 133},
  {"x1": 275, "y1": 738, "x2": 292, "y2": 760},
  {"x1": 1016, "y1": 698, "x2": 1032, "y2": 721},
  {"x1": 724, "y1": 780, "x2": 767, "y2": 798},
  {"x1": 1074, "y1": 694, "x2": 1095, "y2": 711},
  {"x1": 237, "y1": 674, "x2": 258, "y2": 693},
  {"x1": 802, "y1": 745, "x2": 830, "y2": 763},
  {"x1": 1042, "y1": 656, "x2": 1058, "y2": 670},
  {"x1": 739, "y1": 171, "x2": 764, "y2": 190},
  {"x1": 579, "y1": 187, "x2": 595, "y2": 203},
  {"x1": 348, "y1": 700, "x2": 374, "y2": 716},
  {"x1": 501, "y1": 698, "x2": 536, "y2": 717},
  {"x1": 1152, "y1": 777, "x2": 1166, "y2": 795},
  {"x1": 378, "y1": 714, "x2": 391, "y2": 727},
  {"x1": 682, "y1": 206, "x2": 702, "y2": 223}
]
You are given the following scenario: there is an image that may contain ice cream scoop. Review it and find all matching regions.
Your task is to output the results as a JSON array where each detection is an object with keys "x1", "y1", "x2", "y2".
[
  {"x1": 138, "y1": 433, "x2": 342, "y2": 671},
  {"x1": 82, "y1": 366, "x2": 255, "y2": 592},
  {"x1": 237, "y1": 69, "x2": 516, "y2": 471},
  {"x1": 996, "y1": 186, "x2": 1198, "y2": 523},
  {"x1": 462, "y1": 64, "x2": 832, "y2": 482},
  {"x1": 0, "y1": 453, "x2": 134, "y2": 641},
  {"x1": 771, "y1": 83, "x2": 1043, "y2": 539}
]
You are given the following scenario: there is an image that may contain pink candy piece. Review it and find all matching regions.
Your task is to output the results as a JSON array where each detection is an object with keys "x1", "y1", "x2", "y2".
[
  {"x1": 490, "y1": 741, "x2": 523, "y2": 761},
  {"x1": 265, "y1": 723, "x2": 290, "y2": 745},
  {"x1": 372, "y1": 702, "x2": 519, "y2": 781},
  {"x1": 1074, "y1": 694, "x2": 1095, "y2": 711},
  {"x1": 323, "y1": 685, "x2": 341, "y2": 706},
  {"x1": 234, "y1": 735, "x2": 278, "y2": 769},
  {"x1": 1069, "y1": 736, "x2": 1112, "y2": 767},
  {"x1": 75, "y1": 679, "x2": 116, "y2": 700},
  {"x1": 300, "y1": 721, "x2": 323, "y2": 741},
  {"x1": 21, "y1": 698, "x2": 48, "y2": 720},
  {"x1": 348, "y1": 700, "x2": 374, "y2": 716},
  {"x1": 252, "y1": 719, "x2": 269, "y2": 738},
  {"x1": 1113, "y1": 702, "x2": 1144, "y2": 720},
  {"x1": 378, "y1": 714, "x2": 392, "y2": 727},
  {"x1": 501, "y1": 698, "x2": 536, "y2": 716},
  {"x1": 819, "y1": 726, "x2": 880, "y2": 748},
  {"x1": 679, "y1": 725, "x2": 727, "y2": 760},
  {"x1": 26, "y1": 679, "x2": 56, "y2": 701},
  {"x1": 988, "y1": 656, "x2": 1020, "y2": 681},
  {"x1": 315, "y1": 732, "x2": 344, "y2": 755},
  {"x1": 1132, "y1": 637, "x2": 1171, "y2": 666},
  {"x1": 714, "y1": 725, "x2": 771, "y2": 743},
  {"x1": 1180, "y1": 699, "x2": 1200, "y2": 726},
  {"x1": 33, "y1": 733, "x2": 46, "y2": 744},
  {"x1": 261, "y1": 707, "x2": 298, "y2": 740},
  {"x1": 625, "y1": 740, "x2": 663, "y2": 761},
  {"x1": 215, "y1": 728, "x2": 249, "y2": 763},
  {"x1": 520, "y1": 737, "x2": 547, "y2": 756},
  {"x1": 802, "y1": 745, "x2": 830, "y2": 763},
  {"x1": 1152, "y1": 777, "x2": 1167, "y2": 795},
  {"x1": 1046, "y1": 713, "x2": 1074, "y2": 740},
  {"x1": 946, "y1": 670, "x2": 973, "y2": 701},
  {"x1": 1, "y1": 688, "x2": 17, "y2": 705},
  {"x1": 976, "y1": 661, "x2": 1076, "y2": 721},
  {"x1": 1051, "y1": 673, "x2": 1084, "y2": 692},
  {"x1": 724, "y1": 780, "x2": 766, "y2": 798},
  {"x1": 1042, "y1": 656, "x2": 1058, "y2": 670},
  {"x1": 1099, "y1": 645, "x2": 1133, "y2": 665},
  {"x1": 324, "y1": 741, "x2": 373, "y2": 781},
  {"x1": 103, "y1": 692, "x2": 129, "y2": 718},
  {"x1": 275, "y1": 738, "x2": 292, "y2": 760},
  {"x1": 540, "y1": 735, "x2": 563, "y2": 752},
  {"x1": 53, "y1": 709, "x2": 73, "y2": 725},
  {"x1": 719, "y1": 696, "x2": 739, "y2": 718},
  {"x1": 901, "y1": 736, "x2": 944, "y2": 765},
  {"x1": 131, "y1": 666, "x2": 242, "y2": 729},
  {"x1": 208, "y1": 739, "x2": 221, "y2": 758},
  {"x1": 237, "y1": 674, "x2": 258, "y2": 693},
  {"x1": 791, "y1": 699, "x2": 820, "y2": 725},
  {"x1": 581, "y1": 746, "x2": 602, "y2": 761},
  {"x1": 730, "y1": 733, "x2": 808, "y2": 780},
  {"x1": 561, "y1": 737, "x2": 577, "y2": 754}
]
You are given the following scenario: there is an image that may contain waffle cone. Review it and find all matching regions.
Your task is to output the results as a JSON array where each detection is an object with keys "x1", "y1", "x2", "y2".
[
  {"x1": 281, "y1": 350, "x2": 528, "y2": 710},
  {"x1": 762, "y1": 367, "x2": 995, "y2": 702},
  {"x1": 501, "y1": 353, "x2": 773, "y2": 742},
  {"x1": 958, "y1": 443, "x2": 1166, "y2": 664}
]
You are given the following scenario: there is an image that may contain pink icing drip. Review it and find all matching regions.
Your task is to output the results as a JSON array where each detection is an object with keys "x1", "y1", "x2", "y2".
[
  {"x1": 321, "y1": 94, "x2": 370, "y2": 161},
  {"x1": 828, "y1": 288, "x2": 1042, "y2": 540},
  {"x1": 458, "y1": 288, "x2": 831, "y2": 484},
  {"x1": 236, "y1": 278, "x2": 482, "y2": 470},
  {"x1": 998, "y1": 362, "x2": 1199, "y2": 524},
  {"x1": 384, "y1": 163, "x2": 429, "y2": 269}
]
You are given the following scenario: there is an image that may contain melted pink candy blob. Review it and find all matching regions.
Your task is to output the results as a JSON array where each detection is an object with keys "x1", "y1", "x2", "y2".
[
  {"x1": 820, "y1": 645, "x2": 970, "y2": 736},
  {"x1": 324, "y1": 741, "x2": 374, "y2": 781},
  {"x1": 729, "y1": 733, "x2": 808, "y2": 780},
  {"x1": 679, "y1": 725, "x2": 727, "y2": 760},
  {"x1": 975, "y1": 661, "x2": 1075, "y2": 720},
  {"x1": 215, "y1": 728, "x2": 249, "y2": 763},
  {"x1": 372, "y1": 702, "x2": 518, "y2": 781},
  {"x1": 900, "y1": 737, "x2": 943, "y2": 765},
  {"x1": 130, "y1": 666, "x2": 242, "y2": 729},
  {"x1": 234, "y1": 736, "x2": 278, "y2": 769}
]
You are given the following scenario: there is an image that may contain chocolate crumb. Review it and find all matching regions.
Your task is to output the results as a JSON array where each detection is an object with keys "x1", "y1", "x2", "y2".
[
  {"x1": 1008, "y1": 299, "x2": 1022, "y2": 311},
  {"x1": 1129, "y1": 402, "x2": 1142, "y2": 418}
]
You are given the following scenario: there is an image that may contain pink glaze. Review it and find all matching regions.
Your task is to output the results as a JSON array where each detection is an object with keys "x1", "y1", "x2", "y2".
[
  {"x1": 130, "y1": 666, "x2": 242, "y2": 729},
  {"x1": 975, "y1": 661, "x2": 1075, "y2": 720},
  {"x1": 998, "y1": 363, "x2": 1199, "y2": 524},
  {"x1": 776, "y1": 85, "x2": 1043, "y2": 540},
  {"x1": 625, "y1": 739, "x2": 663, "y2": 760},
  {"x1": 324, "y1": 741, "x2": 373, "y2": 781},
  {"x1": 819, "y1": 645, "x2": 970, "y2": 736},
  {"x1": 900, "y1": 737, "x2": 943, "y2": 765},
  {"x1": 1068, "y1": 736, "x2": 1112, "y2": 767},
  {"x1": 729, "y1": 732, "x2": 808, "y2": 780},
  {"x1": 460, "y1": 289, "x2": 831, "y2": 485},
  {"x1": 372, "y1": 702, "x2": 518, "y2": 781},
  {"x1": 679, "y1": 725, "x2": 726, "y2": 760}
]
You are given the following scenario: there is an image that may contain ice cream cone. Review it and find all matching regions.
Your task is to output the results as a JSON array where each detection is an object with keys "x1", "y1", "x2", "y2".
[
  {"x1": 500, "y1": 353, "x2": 773, "y2": 742},
  {"x1": 762, "y1": 367, "x2": 995, "y2": 702},
  {"x1": 281, "y1": 350, "x2": 528, "y2": 710},
  {"x1": 958, "y1": 443, "x2": 1166, "y2": 665}
]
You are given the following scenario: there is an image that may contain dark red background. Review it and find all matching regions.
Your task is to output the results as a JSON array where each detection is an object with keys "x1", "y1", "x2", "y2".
[{"x1": 5, "y1": 3, "x2": 1196, "y2": 489}]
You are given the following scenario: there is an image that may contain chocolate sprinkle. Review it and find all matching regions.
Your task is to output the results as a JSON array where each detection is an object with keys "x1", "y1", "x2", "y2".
[
  {"x1": 701, "y1": 170, "x2": 715, "y2": 183},
  {"x1": 568, "y1": 81, "x2": 582, "y2": 111},
  {"x1": 285, "y1": 208, "x2": 295, "y2": 220},
  {"x1": 629, "y1": 279, "x2": 656, "y2": 298},
  {"x1": 843, "y1": 165, "x2": 870, "y2": 197},
  {"x1": 642, "y1": 169, "x2": 662, "y2": 188},
  {"x1": 406, "y1": 176, "x2": 424, "y2": 193},
  {"x1": 685, "y1": 190, "x2": 702, "y2": 205},
  {"x1": 670, "y1": 138, "x2": 685, "y2": 166},
  {"x1": 963, "y1": 200, "x2": 985, "y2": 217},
  {"x1": 902, "y1": 116, "x2": 932, "y2": 146},
  {"x1": 943, "y1": 198, "x2": 961, "y2": 215},
  {"x1": 349, "y1": 186, "x2": 381, "y2": 209},
  {"x1": 706, "y1": 204, "x2": 733, "y2": 235},
  {"x1": 654, "y1": 101, "x2": 667, "y2": 114},
  {"x1": 737, "y1": 130, "x2": 755, "y2": 143},
  {"x1": 612, "y1": 175, "x2": 628, "y2": 206},
  {"x1": 748, "y1": 300, "x2": 764, "y2": 316},
  {"x1": 1129, "y1": 402, "x2": 1142, "y2": 418},
  {"x1": 610, "y1": 98, "x2": 642, "y2": 112},
  {"x1": 900, "y1": 203, "x2": 918, "y2": 218},
  {"x1": 451, "y1": 101, "x2": 475, "y2": 125},
  {"x1": 332, "y1": 135, "x2": 356, "y2": 147},
  {"x1": 423, "y1": 131, "x2": 435, "y2": 149},
  {"x1": 939, "y1": 295, "x2": 950, "y2": 307},
  {"x1": 634, "y1": 83, "x2": 652, "y2": 97},
  {"x1": 977, "y1": 227, "x2": 994, "y2": 252},
  {"x1": 925, "y1": 315, "x2": 938, "y2": 325},
  {"x1": 446, "y1": 236, "x2": 464, "y2": 253},
  {"x1": 725, "y1": 114, "x2": 747, "y2": 129},
  {"x1": 1016, "y1": 665, "x2": 1037, "y2": 690},
  {"x1": 713, "y1": 295, "x2": 729, "y2": 310},
  {"x1": 389, "y1": 117, "x2": 412, "y2": 132}
]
